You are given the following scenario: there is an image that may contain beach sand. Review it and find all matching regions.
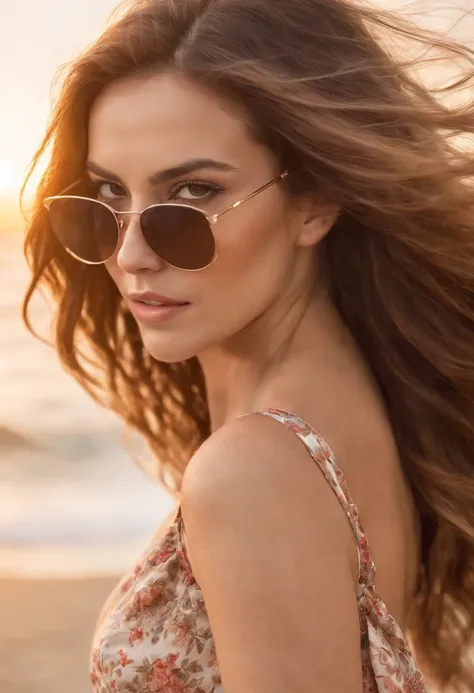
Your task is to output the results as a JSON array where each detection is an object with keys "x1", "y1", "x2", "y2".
[{"x1": 0, "y1": 576, "x2": 118, "y2": 693}]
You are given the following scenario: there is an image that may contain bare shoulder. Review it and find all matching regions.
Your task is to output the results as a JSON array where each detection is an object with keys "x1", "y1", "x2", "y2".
[
  {"x1": 180, "y1": 413, "x2": 363, "y2": 692},
  {"x1": 181, "y1": 412, "x2": 353, "y2": 550}
]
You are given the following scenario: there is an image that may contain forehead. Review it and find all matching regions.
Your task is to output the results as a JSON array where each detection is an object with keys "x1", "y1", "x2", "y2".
[{"x1": 88, "y1": 71, "x2": 258, "y2": 173}]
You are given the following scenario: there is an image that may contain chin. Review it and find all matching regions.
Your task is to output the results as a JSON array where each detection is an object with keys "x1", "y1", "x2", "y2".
[
  {"x1": 143, "y1": 341, "x2": 198, "y2": 364},
  {"x1": 138, "y1": 329, "x2": 202, "y2": 364},
  {"x1": 136, "y1": 316, "x2": 237, "y2": 364}
]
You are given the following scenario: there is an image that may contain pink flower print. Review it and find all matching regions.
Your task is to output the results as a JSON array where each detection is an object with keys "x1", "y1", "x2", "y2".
[
  {"x1": 159, "y1": 546, "x2": 174, "y2": 561},
  {"x1": 121, "y1": 576, "x2": 133, "y2": 593},
  {"x1": 288, "y1": 420, "x2": 309, "y2": 435},
  {"x1": 118, "y1": 649, "x2": 133, "y2": 666},
  {"x1": 378, "y1": 646, "x2": 397, "y2": 676},
  {"x1": 373, "y1": 601, "x2": 385, "y2": 619},
  {"x1": 133, "y1": 583, "x2": 163, "y2": 612},
  {"x1": 313, "y1": 447, "x2": 329, "y2": 466},
  {"x1": 149, "y1": 546, "x2": 174, "y2": 565},
  {"x1": 378, "y1": 678, "x2": 401, "y2": 693},
  {"x1": 91, "y1": 648, "x2": 104, "y2": 674},
  {"x1": 358, "y1": 537, "x2": 372, "y2": 571},
  {"x1": 129, "y1": 627, "x2": 145, "y2": 646},
  {"x1": 406, "y1": 671, "x2": 427, "y2": 692},
  {"x1": 177, "y1": 550, "x2": 196, "y2": 586},
  {"x1": 147, "y1": 653, "x2": 187, "y2": 692},
  {"x1": 147, "y1": 550, "x2": 161, "y2": 566},
  {"x1": 173, "y1": 620, "x2": 191, "y2": 647}
]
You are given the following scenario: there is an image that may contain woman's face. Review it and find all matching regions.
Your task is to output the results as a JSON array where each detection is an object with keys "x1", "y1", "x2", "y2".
[{"x1": 88, "y1": 71, "x2": 320, "y2": 363}]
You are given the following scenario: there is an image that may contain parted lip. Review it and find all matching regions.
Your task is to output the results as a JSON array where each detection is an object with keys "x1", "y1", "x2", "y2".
[{"x1": 128, "y1": 291, "x2": 189, "y2": 306}]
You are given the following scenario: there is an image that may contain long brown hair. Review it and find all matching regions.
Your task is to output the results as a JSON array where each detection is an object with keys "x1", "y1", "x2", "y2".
[{"x1": 22, "y1": 0, "x2": 474, "y2": 686}]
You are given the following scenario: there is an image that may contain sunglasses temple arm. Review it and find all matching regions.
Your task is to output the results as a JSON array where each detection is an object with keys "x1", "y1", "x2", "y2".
[{"x1": 214, "y1": 170, "x2": 292, "y2": 220}]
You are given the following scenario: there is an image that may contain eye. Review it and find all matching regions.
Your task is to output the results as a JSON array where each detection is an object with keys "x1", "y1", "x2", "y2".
[
  {"x1": 92, "y1": 181, "x2": 125, "y2": 200},
  {"x1": 170, "y1": 181, "x2": 221, "y2": 203}
]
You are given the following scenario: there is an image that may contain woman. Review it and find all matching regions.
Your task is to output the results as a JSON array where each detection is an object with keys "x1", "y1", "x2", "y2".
[{"x1": 22, "y1": 0, "x2": 474, "y2": 690}]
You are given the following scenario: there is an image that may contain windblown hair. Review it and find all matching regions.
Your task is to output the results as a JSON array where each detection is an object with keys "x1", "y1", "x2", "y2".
[{"x1": 22, "y1": 0, "x2": 474, "y2": 687}]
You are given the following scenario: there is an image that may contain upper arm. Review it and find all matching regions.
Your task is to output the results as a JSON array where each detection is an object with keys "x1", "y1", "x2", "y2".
[{"x1": 180, "y1": 415, "x2": 363, "y2": 693}]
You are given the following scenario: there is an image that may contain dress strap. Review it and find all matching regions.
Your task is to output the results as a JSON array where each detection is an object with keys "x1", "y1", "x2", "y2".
[{"x1": 248, "y1": 408, "x2": 376, "y2": 595}]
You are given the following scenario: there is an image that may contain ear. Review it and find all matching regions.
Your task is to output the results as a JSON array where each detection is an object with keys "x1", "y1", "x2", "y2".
[{"x1": 295, "y1": 195, "x2": 340, "y2": 248}]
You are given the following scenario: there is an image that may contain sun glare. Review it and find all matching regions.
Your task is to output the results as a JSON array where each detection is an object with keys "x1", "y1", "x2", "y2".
[{"x1": 0, "y1": 160, "x2": 16, "y2": 194}]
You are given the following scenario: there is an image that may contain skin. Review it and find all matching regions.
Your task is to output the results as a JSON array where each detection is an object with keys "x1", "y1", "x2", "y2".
[{"x1": 89, "y1": 71, "x2": 421, "y2": 692}]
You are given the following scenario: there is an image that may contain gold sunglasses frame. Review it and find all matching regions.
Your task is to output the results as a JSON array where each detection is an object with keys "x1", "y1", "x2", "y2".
[{"x1": 43, "y1": 168, "x2": 294, "y2": 271}]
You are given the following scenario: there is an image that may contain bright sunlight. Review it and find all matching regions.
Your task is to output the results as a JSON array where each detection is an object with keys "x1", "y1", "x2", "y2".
[{"x1": 0, "y1": 161, "x2": 16, "y2": 194}]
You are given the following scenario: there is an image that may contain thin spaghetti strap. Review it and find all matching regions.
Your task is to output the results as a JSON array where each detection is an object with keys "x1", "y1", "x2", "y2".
[{"x1": 245, "y1": 408, "x2": 376, "y2": 595}]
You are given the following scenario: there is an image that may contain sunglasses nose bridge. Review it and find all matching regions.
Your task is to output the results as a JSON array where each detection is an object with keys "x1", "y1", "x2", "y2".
[{"x1": 116, "y1": 210, "x2": 141, "y2": 231}]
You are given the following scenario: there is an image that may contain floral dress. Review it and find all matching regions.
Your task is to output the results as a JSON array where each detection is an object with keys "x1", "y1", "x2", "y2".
[{"x1": 90, "y1": 408, "x2": 428, "y2": 692}]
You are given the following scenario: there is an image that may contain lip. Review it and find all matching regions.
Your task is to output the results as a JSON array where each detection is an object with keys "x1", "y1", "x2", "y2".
[
  {"x1": 127, "y1": 292, "x2": 191, "y2": 325},
  {"x1": 129, "y1": 301, "x2": 191, "y2": 324},
  {"x1": 128, "y1": 291, "x2": 189, "y2": 306}
]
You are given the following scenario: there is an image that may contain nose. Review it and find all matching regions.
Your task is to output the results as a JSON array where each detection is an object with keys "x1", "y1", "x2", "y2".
[{"x1": 115, "y1": 213, "x2": 164, "y2": 274}]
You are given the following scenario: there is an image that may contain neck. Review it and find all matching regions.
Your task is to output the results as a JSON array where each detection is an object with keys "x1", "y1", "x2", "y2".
[{"x1": 197, "y1": 287, "x2": 357, "y2": 433}]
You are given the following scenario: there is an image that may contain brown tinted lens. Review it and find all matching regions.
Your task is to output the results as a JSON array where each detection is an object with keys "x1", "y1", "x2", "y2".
[
  {"x1": 141, "y1": 205, "x2": 215, "y2": 270},
  {"x1": 47, "y1": 197, "x2": 118, "y2": 263}
]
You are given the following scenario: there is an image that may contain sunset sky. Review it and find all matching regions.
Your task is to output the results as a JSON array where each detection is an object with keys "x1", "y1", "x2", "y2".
[
  {"x1": 0, "y1": 0, "x2": 471, "y2": 207},
  {"x1": 1, "y1": 0, "x2": 117, "y2": 202}
]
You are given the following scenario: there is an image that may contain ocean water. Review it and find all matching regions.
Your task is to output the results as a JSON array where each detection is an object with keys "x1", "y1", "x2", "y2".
[{"x1": 0, "y1": 231, "x2": 174, "y2": 578}]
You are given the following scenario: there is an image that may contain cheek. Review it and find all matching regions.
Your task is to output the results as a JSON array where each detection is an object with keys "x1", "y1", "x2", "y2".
[
  {"x1": 207, "y1": 206, "x2": 294, "y2": 310},
  {"x1": 104, "y1": 257, "x2": 122, "y2": 289}
]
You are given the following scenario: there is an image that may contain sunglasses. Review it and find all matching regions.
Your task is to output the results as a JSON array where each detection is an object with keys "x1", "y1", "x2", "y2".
[{"x1": 43, "y1": 169, "x2": 293, "y2": 271}]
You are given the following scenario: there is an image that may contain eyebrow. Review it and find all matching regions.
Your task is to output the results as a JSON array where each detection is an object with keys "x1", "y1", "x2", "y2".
[{"x1": 85, "y1": 158, "x2": 238, "y2": 186}]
